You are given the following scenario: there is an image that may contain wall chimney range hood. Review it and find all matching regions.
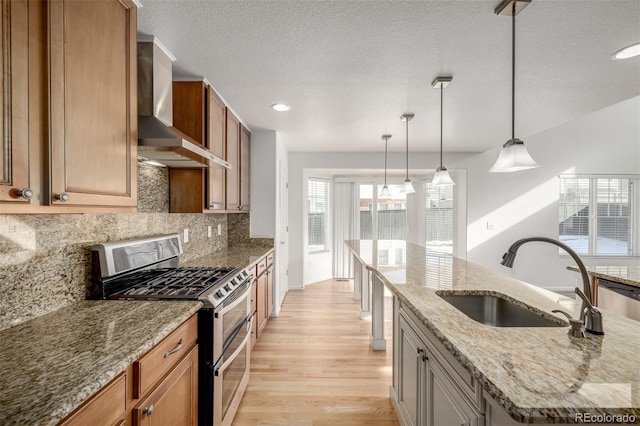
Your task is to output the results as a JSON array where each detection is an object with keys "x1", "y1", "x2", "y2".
[{"x1": 137, "y1": 36, "x2": 230, "y2": 169}]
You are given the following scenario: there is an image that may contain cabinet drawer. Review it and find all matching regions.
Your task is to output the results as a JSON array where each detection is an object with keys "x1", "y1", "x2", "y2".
[
  {"x1": 133, "y1": 314, "x2": 198, "y2": 398},
  {"x1": 266, "y1": 252, "x2": 274, "y2": 266},
  {"x1": 61, "y1": 373, "x2": 126, "y2": 426},
  {"x1": 256, "y1": 257, "x2": 267, "y2": 276}
]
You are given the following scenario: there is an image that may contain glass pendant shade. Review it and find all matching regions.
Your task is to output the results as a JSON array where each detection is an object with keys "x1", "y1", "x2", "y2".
[
  {"x1": 490, "y1": 0, "x2": 539, "y2": 173},
  {"x1": 401, "y1": 178, "x2": 415, "y2": 194},
  {"x1": 431, "y1": 166, "x2": 456, "y2": 186},
  {"x1": 489, "y1": 138, "x2": 540, "y2": 172},
  {"x1": 379, "y1": 185, "x2": 391, "y2": 198}
]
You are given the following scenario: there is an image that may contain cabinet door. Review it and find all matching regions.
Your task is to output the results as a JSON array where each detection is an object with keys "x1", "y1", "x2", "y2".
[
  {"x1": 427, "y1": 360, "x2": 483, "y2": 426},
  {"x1": 225, "y1": 109, "x2": 240, "y2": 210},
  {"x1": 133, "y1": 345, "x2": 199, "y2": 426},
  {"x1": 48, "y1": 0, "x2": 137, "y2": 207},
  {"x1": 0, "y1": 0, "x2": 30, "y2": 204},
  {"x1": 239, "y1": 124, "x2": 250, "y2": 211},
  {"x1": 256, "y1": 273, "x2": 268, "y2": 336},
  {"x1": 266, "y1": 265, "x2": 274, "y2": 318},
  {"x1": 397, "y1": 315, "x2": 424, "y2": 426},
  {"x1": 207, "y1": 87, "x2": 226, "y2": 210},
  {"x1": 172, "y1": 82, "x2": 206, "y2": 144}
]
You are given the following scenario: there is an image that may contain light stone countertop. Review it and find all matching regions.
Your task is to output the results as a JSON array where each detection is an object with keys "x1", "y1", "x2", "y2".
[
  {"x1": 182, "y1": 243, "x2": 274, "y2": 271},
  {"x1": 346, "y1": 240, "x2": 640, "y2": 423},
  {"x1": 567, "y1": 265, "x2": 640, "y2": 289},
  {"x1": 0, "y1": 300, "x2": 202, "y2": 426}
]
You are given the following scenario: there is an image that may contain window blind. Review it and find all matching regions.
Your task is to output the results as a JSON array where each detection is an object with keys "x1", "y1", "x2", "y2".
[
  {"x1": 425, "y1": 183, "x2": 453, "y2": 254},
  {"x1": 308, "y1": 178, "x2": 329, "y2": 253},
  {"x1": 559, "y1": 176, "x2": 636, "y2": 256}
]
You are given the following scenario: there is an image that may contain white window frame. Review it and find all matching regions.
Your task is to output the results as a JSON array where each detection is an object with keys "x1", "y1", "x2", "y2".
[
  {"x1": 307, "y1": 177, "x2": 331, "y2": 254},
  {"x1": 558, "y1": 174, "x2": 640, "y2": 258}
]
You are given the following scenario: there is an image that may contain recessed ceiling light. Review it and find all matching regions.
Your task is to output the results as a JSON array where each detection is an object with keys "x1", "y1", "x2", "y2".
[
  {"x1": 612, "y1": 42, "x2": 640, "y2": 60},
  {"x1": 271, "y1": 103, "x2": 291, "y2": 112}
]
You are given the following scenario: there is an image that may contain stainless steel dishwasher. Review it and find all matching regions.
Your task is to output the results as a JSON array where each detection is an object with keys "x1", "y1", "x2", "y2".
[{"x1": 597, "y1": 279, "x2": 640, "y2": 322}]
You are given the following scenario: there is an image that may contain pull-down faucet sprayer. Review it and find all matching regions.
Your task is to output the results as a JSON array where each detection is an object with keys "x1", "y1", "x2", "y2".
[{"x1": 501, "y1": 237, "x2": 604, "y2": 335}]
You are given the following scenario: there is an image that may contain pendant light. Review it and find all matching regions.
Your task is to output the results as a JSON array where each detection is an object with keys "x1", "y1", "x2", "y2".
[
  {"x1": 400, "y1": 113, "x2": 416, "y2": 194},
  {"x1": 489, "y1": 0, "x2": 540, "y2": 173},
  {"x1": 379, "y1": 134, "x2": 392, "y2": 198},
  {"x1": 431, "y1": 76, "x2": 455, "y2": 186}
]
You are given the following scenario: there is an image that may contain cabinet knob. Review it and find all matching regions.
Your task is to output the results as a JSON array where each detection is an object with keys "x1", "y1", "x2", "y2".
[
  {"x1": 143, "y1": 405, "x2": 154, "y2": 416},
  {"x1": 15, "y1": 188, "x2": 33, "y2": 200},
  {"x1": 55, "y1": 193, "x2": 69, "y2": 202}
]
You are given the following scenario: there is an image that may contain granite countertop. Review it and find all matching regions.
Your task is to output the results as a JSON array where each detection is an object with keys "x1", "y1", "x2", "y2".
[
  {"x1": 567, "y1": 265, "x2": 640, "y2": 289},
  {"x1": 346, "y1": 240, "x2": 640, "y2": 423},
  {"x1": 0, "y1": 300, "x2": 202, "y2": 426},
  {"x1": 182, "y1": 244, "x2": 274, "y2": 270}
]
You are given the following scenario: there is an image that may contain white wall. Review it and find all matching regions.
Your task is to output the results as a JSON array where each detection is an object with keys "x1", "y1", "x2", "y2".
[
  {"x1": 287, "y1": 152, "x2": 476, "y2": 289},
  {"x1": 250, "y1": 130, "x2": 289, "y2": 314},
  {"x1": 450, "y1": 96, "x2": 640, "y2": 291},
  {"x1": 250, "y1": 130, "x2": 277, "y2": 238}
]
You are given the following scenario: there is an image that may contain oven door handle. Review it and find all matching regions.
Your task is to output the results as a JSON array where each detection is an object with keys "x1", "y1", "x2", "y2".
[
  {"x1": 213, "y1": 315, "x2": 253, "y2": 377},
  {"x1": 214, "y1": 277, "x2": 253, "y2": 318},
  {"x1": 222, "y1": 314, "x2": 252, "y2": 354}
]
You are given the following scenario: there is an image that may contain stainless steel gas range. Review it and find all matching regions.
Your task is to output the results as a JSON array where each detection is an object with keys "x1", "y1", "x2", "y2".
[{"x1": 92, "y1": 234, "x2": 252, "y2": 426}]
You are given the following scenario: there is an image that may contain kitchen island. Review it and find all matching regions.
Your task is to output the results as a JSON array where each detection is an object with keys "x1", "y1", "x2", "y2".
[
  {"x1": 0, "y1": 300, "x2": 202, "y2": 425},
  {"x1": 346, "y1": 240, "x2": 640, "y2": 425}
]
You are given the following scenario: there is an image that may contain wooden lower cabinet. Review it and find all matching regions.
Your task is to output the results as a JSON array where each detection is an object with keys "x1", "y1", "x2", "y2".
[
  {"x1": 266, "y1": 264, "x2": 274, "y2": 319},
  {"x1": 57, "y1": 314, "x2": 199, "y2": 426},
  {"x1": 392, "y1": 302, "x2": 483, "y2": 426},
  {"x1": 132, "y1": 344, "x2": 198, "y2": 426},
  {"x1": 60, "y1": 373, "x2": 127, "y2": 426},
  {"x1": 256, "y1": 271, "x2": 268, "y2": 336}
]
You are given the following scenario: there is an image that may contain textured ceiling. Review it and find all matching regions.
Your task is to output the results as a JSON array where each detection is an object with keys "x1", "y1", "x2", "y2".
[{"x1": 137, "y1": 0, "x2": 640, "y2": 153}]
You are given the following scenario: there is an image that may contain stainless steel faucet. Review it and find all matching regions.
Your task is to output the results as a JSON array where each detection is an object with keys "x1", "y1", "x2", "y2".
[{"x1": 501, "y1": 237, "x2": 604, "y2": 336}]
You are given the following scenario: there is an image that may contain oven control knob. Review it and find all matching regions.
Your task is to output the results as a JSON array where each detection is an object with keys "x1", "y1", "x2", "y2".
[
  {"x1": 224, "y1": 284, "x2": 231, "y2": 292},
  {"x1": 216, "y1": 290, "x2": 224, "y2": 298}
]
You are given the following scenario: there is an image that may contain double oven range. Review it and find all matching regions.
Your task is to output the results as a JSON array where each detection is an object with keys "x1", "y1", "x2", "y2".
[{"x1": 92, "y1": 234, "x2": 253, "y2": 426}]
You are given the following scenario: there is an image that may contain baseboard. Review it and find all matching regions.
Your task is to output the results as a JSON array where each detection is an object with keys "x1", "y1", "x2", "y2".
[{"x1": 389, "y1": 385, "x2": 409, "y2": 426}]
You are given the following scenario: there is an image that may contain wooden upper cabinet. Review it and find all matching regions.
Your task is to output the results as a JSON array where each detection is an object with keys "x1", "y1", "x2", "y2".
[
  {"x1": 207, "y1": 86, "x2": 226, "y2": 210},
  {"x1": 239, "y1": 124, "x2": 250, "y2": 211},
  {"x1": 48, "y1": 0, "x2": 137, "y2": 207},
  {"x1": 171, "y1": 81, "x2": 227, "y2": 212},
  {"x1": 172, "y1": 82, "x2": 206, "y2": 144},
  {"x1": 225, "y1": 109, "x2": 240, "y2": 211},
  {"x1": 0, "y1": 0, "x2": 30, "y2": 205}
]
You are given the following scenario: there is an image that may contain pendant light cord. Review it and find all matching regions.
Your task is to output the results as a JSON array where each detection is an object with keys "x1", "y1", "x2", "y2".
[
  {"x1": 405, "y1": 119, "x2": 409, "y2": 179},
  {"x1": 384, "y1": 137, "x2": 388, "y2": 186},
  {"x1": 511, "y1": 2, "x2": 516, "y2": 140},
  {"x1": 440, "y1": 85, "x2": 444, "y2": 167}
]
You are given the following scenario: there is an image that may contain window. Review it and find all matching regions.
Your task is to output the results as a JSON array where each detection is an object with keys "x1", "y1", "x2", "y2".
[
  {"x1": 425, "y1": 183, "x2": 453, "y2": 254},
  {"x1": 358, "y1": 184, "x2": 407, "y2": 240},
  {"x1": 308, "y1": 178, "x2": 329, "y2": 253},
  {"x1": 559, "y1": 176, "x2": 637, "y2": 256}
]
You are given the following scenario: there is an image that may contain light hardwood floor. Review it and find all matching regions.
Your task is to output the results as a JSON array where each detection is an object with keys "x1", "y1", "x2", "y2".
[{"x1": 233, "y1": 279, "x2": 398, "y2": 425}]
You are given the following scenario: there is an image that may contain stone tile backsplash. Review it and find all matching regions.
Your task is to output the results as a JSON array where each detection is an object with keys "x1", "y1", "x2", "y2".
[{"x1": 0, "y1": 212, "x2": 228, "y2": 330}]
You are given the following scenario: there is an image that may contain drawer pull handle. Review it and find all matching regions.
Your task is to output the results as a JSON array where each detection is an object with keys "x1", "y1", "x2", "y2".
[{"x1": 163, "y1": 338, "x2": 183, "y2": 358}]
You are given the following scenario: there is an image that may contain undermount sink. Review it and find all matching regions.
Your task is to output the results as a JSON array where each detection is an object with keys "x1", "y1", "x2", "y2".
[{"x1": 437, "y1": 292, "x2": 567, "y2": 328}]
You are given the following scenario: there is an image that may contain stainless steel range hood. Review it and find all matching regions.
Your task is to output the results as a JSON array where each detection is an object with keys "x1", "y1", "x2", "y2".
[{"x1": 137, "y1": 37, "x2": 230, "y2": 169}]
